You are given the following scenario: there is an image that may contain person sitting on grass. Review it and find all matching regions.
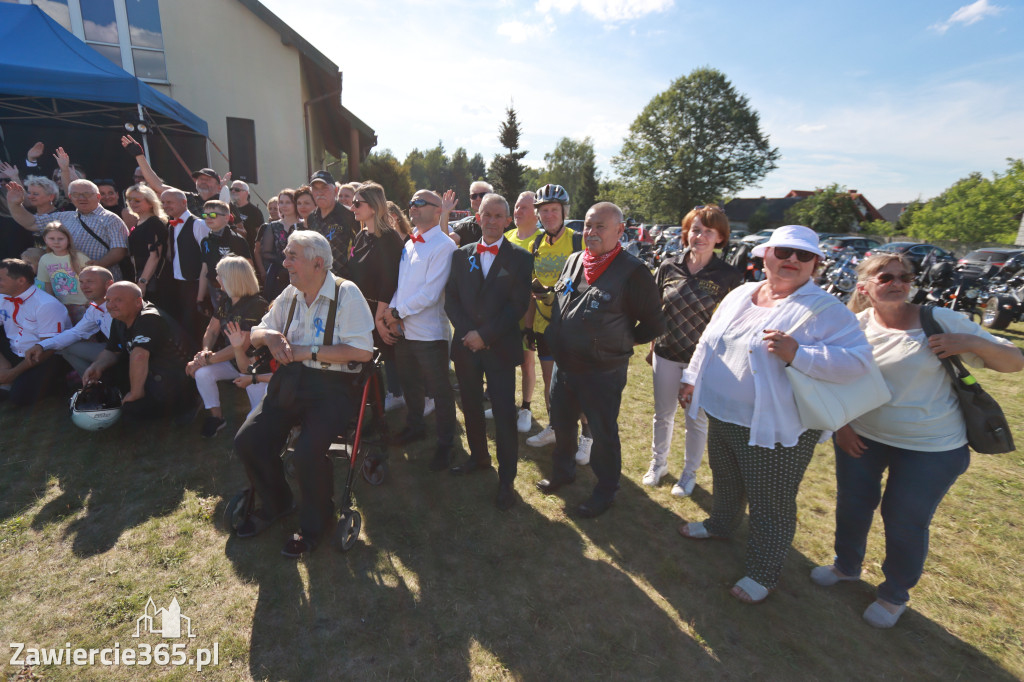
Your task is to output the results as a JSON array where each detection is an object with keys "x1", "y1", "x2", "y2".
[
  {"x1": 82, "y1": 282, "x2": 194, "y2": 421},
  {"x1": 187, "y1": 256, "x2": 268, "y2": 438}
]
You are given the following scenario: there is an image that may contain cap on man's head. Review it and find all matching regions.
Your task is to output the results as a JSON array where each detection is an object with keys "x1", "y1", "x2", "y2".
[
  {"x1": 310, "y1": 170, "x2": 335, "y2": 185},
  {"x1": 191, "y1": 168, "x2": 221, "y2": 182}
]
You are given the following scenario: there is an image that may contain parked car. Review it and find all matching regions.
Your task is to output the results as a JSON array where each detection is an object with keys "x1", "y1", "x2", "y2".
[
  {"x1": 565, "y1": 219, "x2": 584, "y2": 233},
  {"x1": 957, "y1": 248, "x2": 1024, "y2": 276},
  {"x1": 741, "y1": 228, "x2": 776, "y2": 246},
  {"x1": 729, "y1": 228, "x2": 750, "y2": 242},
  {"x1": 821, "y1": 236, "x2": 883, "y2": 257},
  {"x1": 864, "y1": 242, "x2": 954, "y2": 273}
]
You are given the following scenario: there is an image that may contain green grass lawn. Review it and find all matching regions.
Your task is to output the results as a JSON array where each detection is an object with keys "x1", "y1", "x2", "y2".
[{"x1": 2, "y1": 323, "x2": 1023, "y2": 680}]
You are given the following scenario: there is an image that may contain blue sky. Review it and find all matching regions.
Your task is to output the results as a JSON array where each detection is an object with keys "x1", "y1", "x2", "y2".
[{"x1": 262, "y1": 0, "x2": 1023, "y2": 207}]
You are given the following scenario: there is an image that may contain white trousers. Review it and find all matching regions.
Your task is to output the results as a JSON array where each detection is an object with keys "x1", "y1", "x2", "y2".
[
  {"x1": 194, "y1": 361, "x2": 266, "y2": 411},
  {"x1": 651, "y1": 352, "x2": 708, "y2": 477}
]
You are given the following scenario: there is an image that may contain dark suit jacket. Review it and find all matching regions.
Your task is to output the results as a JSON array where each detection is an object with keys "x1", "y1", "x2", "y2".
[{"x1": 445, "y1": 239, "x2": 533, "y2": 366}]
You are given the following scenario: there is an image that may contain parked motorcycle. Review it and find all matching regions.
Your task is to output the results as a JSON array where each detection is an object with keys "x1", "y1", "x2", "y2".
[
  {"x1": 981, "y1": 253, "x2": 1024, "y2": 329},
  {"x1": 820, "y1": 249, "x2": 859, "y2": 302}
]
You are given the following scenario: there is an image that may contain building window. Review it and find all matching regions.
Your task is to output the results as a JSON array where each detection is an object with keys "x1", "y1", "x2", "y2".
[{"x1": 15, "y1": 0, "x2": 168, "y2": 83}]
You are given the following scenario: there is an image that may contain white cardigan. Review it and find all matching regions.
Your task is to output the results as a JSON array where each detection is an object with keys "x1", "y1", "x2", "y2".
[{"x1": 682, "y1": 280, "x2": 873, "y2": 448}]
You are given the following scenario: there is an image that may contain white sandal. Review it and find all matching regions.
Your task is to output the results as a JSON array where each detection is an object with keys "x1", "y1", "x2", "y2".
[
  {"x1": 677, "y1": 521, "x2": 711, "y2": 539},
  {"x1": 732, "y1": 577, "x2": 772, "y2": 604}
]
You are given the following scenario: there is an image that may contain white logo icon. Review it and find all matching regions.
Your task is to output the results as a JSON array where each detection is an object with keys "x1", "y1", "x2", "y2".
[{"x1": 133, "y1": 598, "x2": 196, "y2": 639}]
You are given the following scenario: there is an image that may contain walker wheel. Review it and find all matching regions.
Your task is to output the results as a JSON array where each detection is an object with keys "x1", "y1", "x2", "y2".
[
  {"x1": 333, "y1": 510, "x2": 361, "y2": 552},
  {"x1": 223, "y1": 490, "x2": 249, "y2": 531}
]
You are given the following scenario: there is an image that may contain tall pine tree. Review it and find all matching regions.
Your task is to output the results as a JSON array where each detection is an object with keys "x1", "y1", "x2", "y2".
[{"x1": 488, "y1": 105, "x2": 528, "y2": 205}]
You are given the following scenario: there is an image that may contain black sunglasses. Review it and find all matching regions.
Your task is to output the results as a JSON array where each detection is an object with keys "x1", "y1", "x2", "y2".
[
  {"x1": 229, "y1": 188, "x2": 246, "y2": 193},
  {"x1": 873, "y1": 272, "x2": 915, "y2": 284},
  {"x1": 409, "y1": 198, "x2": 439, "y2": 208},
  {"x1": 470, "y1": 192, "x2": 488, "y2": 200},
  {"x1": 199, "y1": 212, "x2": 228, "y2": 219},
  {"x1": 351, "y1": 199, "x2": 368, "y2": 208},
  {"x1": 773, "y1": 246, "x2": 817, "y2": 262}
]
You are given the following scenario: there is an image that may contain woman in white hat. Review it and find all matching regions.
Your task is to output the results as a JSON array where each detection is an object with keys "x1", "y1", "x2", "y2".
[{"x1": 676, "y1": 225, "x2": 874, "y2": 604}]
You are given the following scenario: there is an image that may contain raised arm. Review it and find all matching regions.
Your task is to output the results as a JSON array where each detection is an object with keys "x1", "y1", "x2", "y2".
[{"x1": 121, "y1": 135, "x2": 168, "y2": 194}]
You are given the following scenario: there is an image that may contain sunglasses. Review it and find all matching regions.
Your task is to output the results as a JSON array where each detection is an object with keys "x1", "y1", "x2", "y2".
[
  {"x1": 199, "y1": 212, "x2": 228, "y2": 219},
  {"x1": 773, "y1": 246, "x2": 817, "y2": 262},
  {"x1": 351, "y1": 199, "x2": 368, "y2": 209},
  {"x1": 229, "y1": 188, "x2": 245, "y2": 193},
  {"x1": 470, "y1": 192, "x2": 488, "y2": 201},
  {"x1": 872, "y1": 272, "x2": 915, "y2": 285},
  {"x1": 409, "y1": 198, "x2": 439, "y2": 208}
]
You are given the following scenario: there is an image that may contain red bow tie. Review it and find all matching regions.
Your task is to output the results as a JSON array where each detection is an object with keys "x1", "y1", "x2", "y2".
[
  {"x1": 410, "y1": 233, "x2": 425, "y2": 243},
  {"x1": 169, "y1": 219, "x2": 183, "y2": 226},
  {"x1": 476, "y1": 243, "x2": 499, "y2": 255},
  {"x1": 4, "y1": 296, "x2": 24, "y2": 324}
]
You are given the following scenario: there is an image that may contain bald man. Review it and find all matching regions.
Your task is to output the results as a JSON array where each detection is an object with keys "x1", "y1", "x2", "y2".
[
  {"x1": 450, "y1": 180, "x2": 493, "y2": 246},
  {"x1": 384, "y1": 189, "x2": 458, "y2": 470},
  {"x1": 536, "y1": 202, "x2": 666, "y2": 517},
  {"x1": 161, "y1": 187, "x2": 210, "y2": 346},
  {"x1": 83, "y1": 281, "x2": 193, "y2": 419}
]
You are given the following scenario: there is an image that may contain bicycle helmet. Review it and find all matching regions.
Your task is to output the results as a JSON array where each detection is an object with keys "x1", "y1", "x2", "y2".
[
  {"x1": 534, "y1": 184, "x2": 569, "y2": 207},
  {"x1": 70, "y1": 381, "x2": 123, "y2": 431}
]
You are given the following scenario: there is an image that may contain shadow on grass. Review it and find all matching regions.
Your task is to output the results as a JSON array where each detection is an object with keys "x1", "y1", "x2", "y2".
[
  {"x1": 571, "y1": 473, "x2": 1018, "y2": 679},
  {"x1": 0, "y1": 391, "x2": 244, "y2": 557},
  {"x1": 223, "y1": 437, "x2": 716, "y2": 680}
]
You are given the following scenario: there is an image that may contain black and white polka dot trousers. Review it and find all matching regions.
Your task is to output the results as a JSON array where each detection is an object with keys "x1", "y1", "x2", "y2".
[{"x1": 703, "y1": 414, "x2": 820, "y2": 589}]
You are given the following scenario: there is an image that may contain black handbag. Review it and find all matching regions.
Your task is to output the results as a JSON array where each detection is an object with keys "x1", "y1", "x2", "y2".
[{"x1": 919, "y1": 306, "x2": 1015, "y2": 454}]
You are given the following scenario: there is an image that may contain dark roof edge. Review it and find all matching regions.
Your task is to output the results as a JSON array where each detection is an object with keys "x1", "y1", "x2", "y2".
[
  {"x1": 340, "y1": 103, "x2": 376, "y2": 140},
  {"x1": 235, "y1": 0, "x2": 339, "y2": 78}
]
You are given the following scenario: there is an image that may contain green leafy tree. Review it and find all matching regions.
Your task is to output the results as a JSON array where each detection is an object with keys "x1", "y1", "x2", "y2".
[
  {"x1": 908, "y1": 159, "x2": 1024, "y2": 243},
  {"x1": 784, "y1": 184, "x2": 861, "y2": 233},
  {"x1": 861, "y1": 219, "x2": 898, "y2": 238},
  {"x1": 488, "y1": 105, "x2": 528, "y2": 205},
  {"x1": 468, "y1": 153, "x2": 488, "y2": 183},
  {"x1": 747, "y1": 204, "x2": 773, "y2": 232},
  {"x1": 521, "y1": 166, "x2": 542, "y2": 196},
  {"x1": 895, "y1": 200, "x2": 923, "y2": 232},
  {"x1": 612, "y1": 67, "x2": 779, "y2": 223},
  {"x1": 541, "y1": 137, "x2": 600, "y2": 219},
  {"x1": 450, "y1": 147, "x2": 472, "y2": 209},
  {"x1": 358, "y1": 150, "x2": 414, "y2": 208},
  {"x1": 404, "y1": 149, "x2": 428, "y2": 190}
]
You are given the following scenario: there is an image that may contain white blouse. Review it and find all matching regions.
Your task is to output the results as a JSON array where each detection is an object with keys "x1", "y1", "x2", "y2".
[
  {"x1": 850, "y1": 306, "x2": 1016, "y2": 451},
  {"x1": 682, "y1": 280, "x2": 873, "y2": 448}
]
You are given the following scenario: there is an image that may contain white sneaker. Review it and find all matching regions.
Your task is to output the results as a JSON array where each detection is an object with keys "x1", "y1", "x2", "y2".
[
  {"x1": 384, "y1": 393, "x2": 405, "y2": 412},
  {"x1": 516, "y1": 408, "x2": 533, "y2": 433},
  {"x1": 642, "y1": 461, "x2": 668, "y2": 486},
  {"x1": 484, "y1": 408, "x2": 494, "y2": 419},
  {"x1": 526, "y1": 425, "x2": 556, "y2": 447},
  {"x1": 671, "y1": 472, "x2": 697, "y2": 497},
  {"x1": 423, "y1": 397, "x2": 435, "y2": 417},
  {"x1": 575, "y1": 435, "x2": 593, "y2": 465}
]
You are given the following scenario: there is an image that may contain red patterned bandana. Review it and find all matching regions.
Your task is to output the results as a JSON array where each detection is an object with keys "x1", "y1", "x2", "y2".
[{"x1": 582, "y1": 243, "x2": 622, "y2": 284}]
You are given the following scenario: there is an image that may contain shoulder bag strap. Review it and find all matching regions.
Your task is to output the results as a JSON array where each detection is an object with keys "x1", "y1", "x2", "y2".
[
  {"x1": 530, "y1": 232, "x2": 545, "y2": 256},
  {"x1": 323, "y1": 276, "x2": 342, "y2": 347},
  {"x1": 784, "y1": 294, "x2": 842, "y2": 336},
  {"x1": 76, "y1": 212, "x2": 110, "y2": 250},
  {"x1": 918, "y1": 305, "x2": 974, "y2": 386},
  {"x1": 283, "y1": 293, "x2": 298, "y2": 337}
]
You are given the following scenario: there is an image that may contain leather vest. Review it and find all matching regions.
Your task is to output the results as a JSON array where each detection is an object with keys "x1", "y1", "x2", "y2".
[
  {"x1": 175, "y1": 216, "x2": 202, "y2": 281},
  {"x1": 548, "y1": 250, "x2": 642, "y2": 369}
]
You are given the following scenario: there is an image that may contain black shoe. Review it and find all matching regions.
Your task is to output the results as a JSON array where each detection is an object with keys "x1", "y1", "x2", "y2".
[
  {"x1": 281, "y1": 532, "x2": 316, "y2": 559},
  {"x1": 174, "y1": 397, "x2": 201, "y2": 426},
  {"x1": 577, "y1": 495, "x2": 614, "y2": 518},
  {"x1": 235, "y1": 503, "x2": 294, "y2": 539},
  {"x1": 390, "y1": 425, "x2": 427, "y2": 446},
  {"x1": 450, "y1": 457, "x2": 493, "y2": 476},
  {"x1": 536, "y1": 476, "x2": 575, "y2": 494},
  {"x1": 200, "y1": 416, "x2": 226, "y2": 438},
  {"x1": 428, "y1": 446, "x2": 452, "y2": 472},
  {"x1": 496, "y1": 483, "x2": 516, "y2": 510}
]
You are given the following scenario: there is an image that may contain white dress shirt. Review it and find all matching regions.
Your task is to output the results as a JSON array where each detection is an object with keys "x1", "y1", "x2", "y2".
[
  {"x1": 475, "y1": 236, "x2": 503, "y2": 279},
  {"x1": 170, "y1": 210, "x2": 210, "y2": 281},
  {"x1": 39, "y1": 301, "x2": 112, "y2": 350},
  {"x1": 0, "y1": 285, "x2": 72, "y2": 357},
  {"x1": 389, "y1": 225, "x2": 456, "y2": 341},
  {"x1": 254, "y1": 274, "x2": 374, "y2": 373}
]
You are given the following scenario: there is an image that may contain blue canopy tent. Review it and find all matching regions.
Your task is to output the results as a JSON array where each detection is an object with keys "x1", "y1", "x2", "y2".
[{"x1": 0, "y1": 3, "x2": 208, "y2": 188}]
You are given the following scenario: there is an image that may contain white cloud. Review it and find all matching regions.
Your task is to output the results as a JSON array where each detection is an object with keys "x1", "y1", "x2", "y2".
[
  {"x1": 535, "y1": 0, "x2": 674, "y2": 23},
  {"x1": 930, "y1": 0, "x2": 1005, "y2": 34},
  {"x1": 795, "y1": 124, "x2": 827, "y2": 134},
  {"x1": 496, "y1": 17, "x2": 554, "y2": 44}
]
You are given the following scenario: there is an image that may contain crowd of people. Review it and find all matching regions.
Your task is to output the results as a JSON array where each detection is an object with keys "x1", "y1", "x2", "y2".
[{"x1": 1, "y1": 140, "x2": 1021, "y2": 626}]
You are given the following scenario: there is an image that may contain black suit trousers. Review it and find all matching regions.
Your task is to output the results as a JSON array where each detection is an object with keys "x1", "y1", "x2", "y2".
[{"x1": 452, "y1": 344, "x2": 518, "y2": 484}]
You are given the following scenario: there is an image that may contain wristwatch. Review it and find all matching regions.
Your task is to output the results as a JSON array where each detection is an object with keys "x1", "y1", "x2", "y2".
[
  {"x1": 138, "y1": 277, "x2": 148, "y2": 285},
  {"x1": 390, "y1": 307, "x2": 402, "y2": 320},
  {"x1": 310, "y1": 345, "x2": 320, "y2": 362}
]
